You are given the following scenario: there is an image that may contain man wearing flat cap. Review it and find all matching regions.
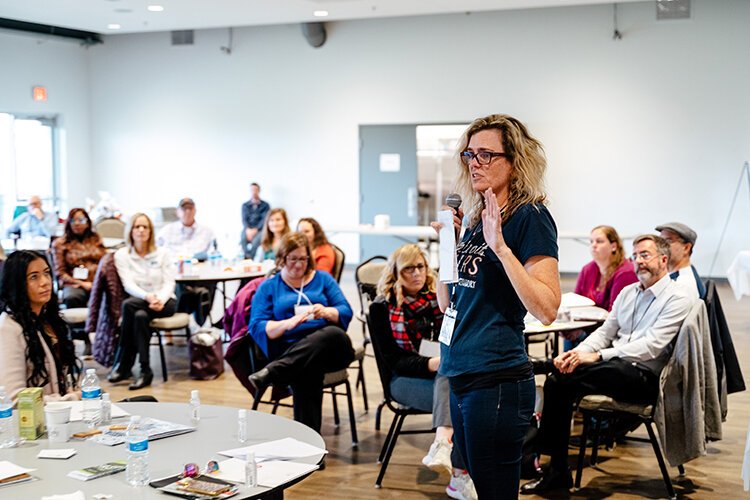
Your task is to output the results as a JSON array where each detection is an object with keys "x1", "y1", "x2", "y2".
[
  {"x1": 157, "y1": 197, "x2": 217, "y2": 328},
  {"x1": 656, "y1": 222, "x2": 706, "y2": 300}
]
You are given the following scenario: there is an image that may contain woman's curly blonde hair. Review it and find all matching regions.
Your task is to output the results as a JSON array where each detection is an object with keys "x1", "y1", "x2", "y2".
[{"x1": 454, "y1": 114, "x2": 548, "y2": 227}]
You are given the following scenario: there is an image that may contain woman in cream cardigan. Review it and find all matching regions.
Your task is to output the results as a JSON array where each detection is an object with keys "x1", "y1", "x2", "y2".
[{"x1": 0, "y1": 250, "x2": 81, "y2": 402}]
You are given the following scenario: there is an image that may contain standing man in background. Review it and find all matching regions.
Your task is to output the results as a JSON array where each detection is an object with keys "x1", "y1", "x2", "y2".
[
  {"x1": 242, "y1": 182, "x2": 270, "y2": 258},
  {"x1": 5, "y1": 195, "x2": 58, "y2": 238}
]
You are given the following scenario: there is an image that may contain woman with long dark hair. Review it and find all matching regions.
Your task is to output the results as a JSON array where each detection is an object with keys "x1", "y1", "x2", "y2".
[
  {"x1": 52, "y1": 208, "x2": 106, "y2": 309},
  {"x1": 0, "y1": 250, "x2": 81, "y2": 401}
]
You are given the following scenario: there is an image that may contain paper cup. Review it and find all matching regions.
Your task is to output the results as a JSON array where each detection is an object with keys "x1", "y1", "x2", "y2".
[
  {"x1": 47, "y1": 422, "x2": 70, "y2": 443},
  {"x1": 44, "y1": 403, "x2": 72, "y2": 424}
]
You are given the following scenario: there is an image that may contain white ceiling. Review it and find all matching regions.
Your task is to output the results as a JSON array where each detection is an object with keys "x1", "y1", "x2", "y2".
[{"x1": 0, "y1": 0, "x2": 645, "y2": 35}]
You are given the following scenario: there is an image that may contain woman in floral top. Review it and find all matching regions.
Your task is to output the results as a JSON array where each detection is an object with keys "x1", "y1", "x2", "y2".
[{"x1": 51, "y1": 208, "x2": 106, "y2": 310}]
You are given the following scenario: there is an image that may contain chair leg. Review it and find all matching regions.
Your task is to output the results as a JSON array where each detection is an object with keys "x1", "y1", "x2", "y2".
[
  {"x1": 590, "y1": 416, "x2": 603, "y2": 466},
  {"x1": 331, "y1": 387, "x2": 341, "y2": 426},
  {"x1": 344, "y1": 380, "x2": 358, "y2": 447},
  {"x1": 375, "y1": 399, "x2": 386, "y2": 431},
  {"x1": 376, "y1": 413, "x2": 406, "y2": 488},
  {"x1": 155, "y1": 330, "x2": 168, "y2": 382},
  {"x1": 378, "y1": 412, "x2": 400, "y2": 464},
  {"x1": 644, "y1": 420, "x2": 677, "y2": 499},
  {"x1": 678, "y1": 464, "x2": 685, "y2": 476},
  {"x1": 358, "y1": 359, "x2": 369, "y2": 412},
  {"x1": 575, "y1": 412, "x2": 591, "y2": 490},
  {"x1": 271, "y1": 400, "x2": 280, "y2": 414}
]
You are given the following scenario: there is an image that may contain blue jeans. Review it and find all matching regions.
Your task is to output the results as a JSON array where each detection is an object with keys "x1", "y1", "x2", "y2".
[{"x1": 450, "y1": 377, "x2": 535, "y2": 499}]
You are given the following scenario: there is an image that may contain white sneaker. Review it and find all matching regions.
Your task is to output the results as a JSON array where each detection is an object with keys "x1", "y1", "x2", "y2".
[
  {"x1": 446, "y1": 473, "x2": 477, "y2": 500},
  {"x1": 421, "y1": 438, "x2": 452, "y2": 474}
]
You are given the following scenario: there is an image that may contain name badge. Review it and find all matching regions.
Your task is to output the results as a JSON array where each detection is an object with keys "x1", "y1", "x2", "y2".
[
  {"x1": 418, "y1": 339, "x2": 440, "y2": 358},
  {"x1": 438, "y1": 307, "x2": 457, "y2": 346},
  {"x1": 72, "y1": 267, "x2": 89, "y2": 280},
  {"x1": 294, "y1": 304, "x2": 315, "y2": 320}
]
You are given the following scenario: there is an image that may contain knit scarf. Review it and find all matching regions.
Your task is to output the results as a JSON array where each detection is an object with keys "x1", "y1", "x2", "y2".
[{"x1": 389, "y1": 292, "x2": 441, "y2": 352}]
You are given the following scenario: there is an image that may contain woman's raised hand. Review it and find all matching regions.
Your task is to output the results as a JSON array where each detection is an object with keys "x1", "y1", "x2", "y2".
[{"x1": 481, "y1": 188, "x2": 507, "y2": 254}]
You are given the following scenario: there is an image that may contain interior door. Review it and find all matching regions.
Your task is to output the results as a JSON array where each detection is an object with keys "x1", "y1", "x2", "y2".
[{"x1": 359, "y1": 125, "x2": 418, "y2": 261}]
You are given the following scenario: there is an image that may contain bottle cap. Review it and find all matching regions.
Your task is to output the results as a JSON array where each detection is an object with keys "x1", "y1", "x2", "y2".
[
  {"x1": 130, "y1": 415, "x2": 140, "y2": 423},
  {"x1": 102, "y1": 393, "x2": 110, "y2": 401},
  {"x1": 0, "y1": 386, "x2": 5, "y2": 392},
  {"x1": 191, "y1": 390, "x2": 199, "y2": 399},
  {"x1": 246, "y1": 451, "x2": 255, "y2": 462},
  {"x1": 238, "y1": 409, "x2": 246, "y2": 418},
  {"x1": 86, "y1": 368, "x2": 96, "y2": 375}
]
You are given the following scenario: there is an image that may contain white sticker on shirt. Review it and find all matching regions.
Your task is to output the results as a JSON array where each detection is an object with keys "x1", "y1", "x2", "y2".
[
  {"x1": 438, "y1": 307, "x2": 457, "y2": 346},
  {"x1": 72, "y1": 267, "x2": 89, "y2": 280}
]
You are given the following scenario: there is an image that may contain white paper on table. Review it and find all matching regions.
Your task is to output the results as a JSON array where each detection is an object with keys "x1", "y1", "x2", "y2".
[
  {"x1": 41, "y1": 491, "x2": 85, "y2": 500},
  {"x1": 437, "y1": 210, "x2": 458, "y2": 283},
  {"x1": 68, "y1": 402, "x2": 129, "y2": 422},
  {"x1": 38, "y1": 449, "x2": 77, "y2": 459},
  {"x1": 257, "y1": 460, "x2": 319, "y2": 487},
  {"x1": 218, "y1": 437, "x2": 327, "y2": 461},
  {"x1": 560, "y1": 292, "x2": 596, "y2": 308},
  {"x1": 0, "y1": 460, "x2": 35, "y2": 481},
  {"x1": 209, "y1": 458, "x2": 248, "y2": 484}
]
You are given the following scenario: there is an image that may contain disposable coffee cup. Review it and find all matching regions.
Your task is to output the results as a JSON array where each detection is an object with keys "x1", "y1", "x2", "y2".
[
  {"x1": 47, "y1": 422, "x2": 70, "y2": 443},
  {"x1": 44, "y1": 403, "x2": 72, "y2": 424}
]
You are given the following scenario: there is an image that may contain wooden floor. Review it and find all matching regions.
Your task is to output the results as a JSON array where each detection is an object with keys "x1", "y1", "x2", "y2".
[{"x1": 90, "y1": 271, "x2": 750, "y2": 499}]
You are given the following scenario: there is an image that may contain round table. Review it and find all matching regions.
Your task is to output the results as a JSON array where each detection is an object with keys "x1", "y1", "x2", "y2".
[{"x1": 2, "y1": 403, "x2": 325, "y2": 499}]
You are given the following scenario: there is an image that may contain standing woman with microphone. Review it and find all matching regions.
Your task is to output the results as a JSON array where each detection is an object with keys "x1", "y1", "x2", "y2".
[{"x1": 432, "y1": 114, "x2": 561, "y2": 498}]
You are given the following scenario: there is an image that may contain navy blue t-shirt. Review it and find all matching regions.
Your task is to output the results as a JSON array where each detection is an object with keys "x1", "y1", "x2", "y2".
[{"x1": 439, "y1": 203, "x2": 558, "y2": 377}]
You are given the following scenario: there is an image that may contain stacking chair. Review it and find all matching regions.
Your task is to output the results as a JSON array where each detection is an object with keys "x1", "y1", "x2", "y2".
[
  {"x1": 354, "y1": 255, "x2": 388, "y2": 344},
  {"x1": 330, "y1": 243, "x2": 346, "y2": 283},
  {"x1": 245, "y1": 334, "x2": 359, "y2": 447},
  {"x1": 60, "y1": 307, "x2": 90, "y2": 355},
  {"x1": 94, "y1": 217, "x2": 126, "y2": 239},
  {"x1": 148, "y1": 312, "x2": 191, "y2": 381},
  {"x1": 572, "y1": 301, "x2": 712, "y2": 499},
  {"x1": 367, "y1": 298, "x2": 433, "y2": 488}
]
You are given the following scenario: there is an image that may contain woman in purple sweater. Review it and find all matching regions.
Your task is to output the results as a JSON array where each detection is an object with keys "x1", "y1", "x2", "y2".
[{"x1": 564, "y1": 225, "x2": 637, "y2": 350}]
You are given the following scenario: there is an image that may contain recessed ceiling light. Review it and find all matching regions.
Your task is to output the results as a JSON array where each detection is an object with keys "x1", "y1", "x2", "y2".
[
  {"x1": 147, "y1": 5, "x2": 164, "y2": 12},
  {"x1": 107, "y1": 23, "x2": 121, "y2": 30},
  {"x1": 313, "y1": 10, "x2": 328, "y2": 18}
]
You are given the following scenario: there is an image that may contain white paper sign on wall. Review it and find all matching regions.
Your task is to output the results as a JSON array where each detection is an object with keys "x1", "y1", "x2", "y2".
[{"x1": 379, "y1": 153, "x2": 401, "y2": 172}]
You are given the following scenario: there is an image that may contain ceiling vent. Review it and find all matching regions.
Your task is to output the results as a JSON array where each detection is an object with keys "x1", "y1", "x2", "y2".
[
  {"x1": 656, "y1": 0, "x2": 690, "y2": 20},
  {"x1": 171, "y1": 30, "x2": 194, "y2": 45}
]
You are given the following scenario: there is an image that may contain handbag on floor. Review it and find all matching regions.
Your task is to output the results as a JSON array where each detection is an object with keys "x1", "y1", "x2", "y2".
[{"x1": 189, "y1": 329, "x2": 224, "y2": 380}]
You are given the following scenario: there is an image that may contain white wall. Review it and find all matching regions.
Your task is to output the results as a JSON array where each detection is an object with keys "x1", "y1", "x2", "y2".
[
  {"x1": 0, "y1": 29, "x2": 92, "y2": 217},
  {"x1": 4, "y1": 0, "x2": 750, "y2": 275}
]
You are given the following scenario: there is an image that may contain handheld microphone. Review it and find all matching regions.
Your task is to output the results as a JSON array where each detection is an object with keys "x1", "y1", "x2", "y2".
[
  {"x1": 445, "y1": 193, "x2": 462, "y2": 215},
  {"x1": 445, "y1": 193, "x2": 462, "y2": 242}
]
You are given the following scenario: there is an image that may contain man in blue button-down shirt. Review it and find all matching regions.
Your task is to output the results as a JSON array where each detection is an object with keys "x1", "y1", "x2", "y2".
[
  {"x1": 5, "y1": 195, "x2": 58, "y2": 238},
  {"x1": 522, "y1": 234, "x2": 692, "y2": 495}
]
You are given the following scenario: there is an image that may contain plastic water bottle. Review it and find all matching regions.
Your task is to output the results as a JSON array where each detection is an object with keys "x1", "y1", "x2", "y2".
[
  {"x1": 208, "y1": 240, "x2": 222, "y2": 267},
  {"x1": 190, "y1": 390, "x2": 200, "y2": 423},
  {"x1": 0, "y1": 386, "x2": 18, "y2": 448},
  {"x1": 81, "y1": 368, "x2": 102, "y2": 428},
  {"x1": 126, "y1": 415, "x2": 150, "y2": 486},
  {"x1": 238, "y1": 409, "x2": 247, "y2": 443},
  {"x1": 245, "y1": 451, "x2": 257, "y2": 487},
  {"x1": 100, "y1": 393, "x2": 112, "y2": 425}
]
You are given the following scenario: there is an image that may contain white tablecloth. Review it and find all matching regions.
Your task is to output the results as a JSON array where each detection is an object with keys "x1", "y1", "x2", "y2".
[{"x1": 727, "y1": 250, "x2": 750, "y2": 301}]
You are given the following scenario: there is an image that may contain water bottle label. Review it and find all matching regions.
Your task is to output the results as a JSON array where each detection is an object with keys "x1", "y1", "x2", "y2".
[
  {"x1": 129, "y1": 439, "x2": 149, "y2": 452},
  {"x1": 0, "y1": 408, "x2": 11, "y2": 418},
  {"x1": 82, "y1": 387, "x2": 102, "y2": 399}
]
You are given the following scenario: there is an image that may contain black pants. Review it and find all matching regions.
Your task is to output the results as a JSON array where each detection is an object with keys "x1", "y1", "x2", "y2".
[
  {"x1": 176, "y1": 283, "x2": 216, "y2": 326},
  {"x1": 537, "y1": 358, "x2": 658, "y2": 467},
  {"x1": 117, "y1": 297, "x2": 176, "y2": 375},
  {"x1": 62, "y1": 286, "x2": 89, "y2": 309},
  {"x1": 265, "y1": 325, "x2": 355, "y2": 432}
]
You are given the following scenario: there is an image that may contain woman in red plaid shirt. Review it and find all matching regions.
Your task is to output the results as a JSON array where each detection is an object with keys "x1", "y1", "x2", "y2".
[{"x1": 376, "y1": 244, "x2": 476, "y2": 500}]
